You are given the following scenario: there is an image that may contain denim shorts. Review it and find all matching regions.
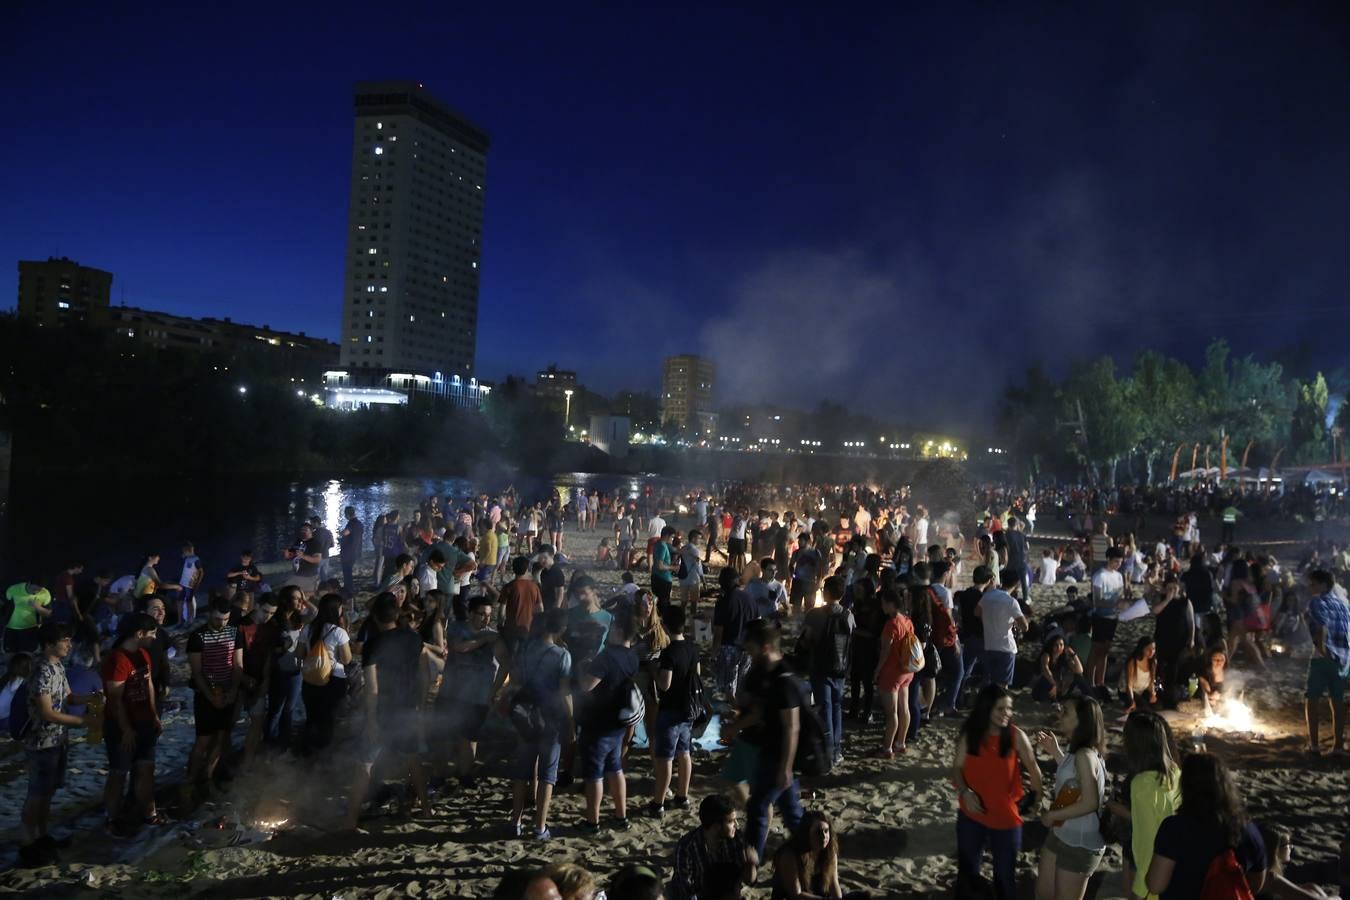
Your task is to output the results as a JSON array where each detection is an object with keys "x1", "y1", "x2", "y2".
[
  {"x1": 579, "y1": 727, "x2": 625, "y2": 781},
  {"x1": 1044, "y1": 831, "x2": 1105, "y2": 875},
  {"x1": 105, "y1": 722, "x2": 159, "y2": 771},
  {"x1": 514, "y1": 729, "x2": 563, "y2": 785},
  {"x1": 652, "y1": 709, "x2": 692, "y2": 760},
  {"x1": 26, "y1": 744, "x2": 69, "y2": 798}
]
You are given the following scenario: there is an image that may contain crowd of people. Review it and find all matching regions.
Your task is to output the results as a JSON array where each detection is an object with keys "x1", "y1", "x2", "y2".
[{"x1": 3, "y1": 479, "x2": 1349, "y2": 899}]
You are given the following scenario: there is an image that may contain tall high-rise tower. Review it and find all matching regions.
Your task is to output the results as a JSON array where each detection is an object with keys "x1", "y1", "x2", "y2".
[{"x1": 339, "y1": 81, "x2": 488, "y2": 377}]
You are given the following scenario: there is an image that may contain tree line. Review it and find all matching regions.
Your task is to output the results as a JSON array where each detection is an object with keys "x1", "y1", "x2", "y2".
[{"x1": 999, "y1": 340, "x2": 1347, "y2": 486}]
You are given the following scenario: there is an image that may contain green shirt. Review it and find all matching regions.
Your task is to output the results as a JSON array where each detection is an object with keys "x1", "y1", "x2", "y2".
[
  {"x1": 6, "y1": 583, "x2": 51, "y2": 630},
  {"x1": 651, "y1": 541, "x2": 673, "y2": 585}
]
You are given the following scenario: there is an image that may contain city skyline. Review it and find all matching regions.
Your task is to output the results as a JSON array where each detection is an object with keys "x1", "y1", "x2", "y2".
[{"x1": 4, "y1": 5, "x2": 1350, "y2": 431}]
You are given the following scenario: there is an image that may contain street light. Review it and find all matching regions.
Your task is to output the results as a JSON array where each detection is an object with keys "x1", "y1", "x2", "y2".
[{"x1": 563, "y1": 388, "x2": 574, "y2": 430}]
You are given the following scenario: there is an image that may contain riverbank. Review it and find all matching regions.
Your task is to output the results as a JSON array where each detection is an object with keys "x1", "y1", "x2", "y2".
[{"x1": 2, "y1": 522, "x2": 1347, "y2": 898}]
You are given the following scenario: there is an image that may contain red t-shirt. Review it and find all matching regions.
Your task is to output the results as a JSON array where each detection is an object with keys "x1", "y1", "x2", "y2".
[{"x1": 102, "y1": 647, "x2": 156, "y2": 725}]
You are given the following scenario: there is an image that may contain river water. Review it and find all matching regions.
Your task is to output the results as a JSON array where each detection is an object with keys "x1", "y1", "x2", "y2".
[{"x1": 0, "y1": 471, "x2": 679, "y2": 586}]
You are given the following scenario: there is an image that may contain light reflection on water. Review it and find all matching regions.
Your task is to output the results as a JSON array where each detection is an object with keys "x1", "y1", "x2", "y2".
[{"x1": 3, "y1": 472, "x2": 692, "y2": 583}]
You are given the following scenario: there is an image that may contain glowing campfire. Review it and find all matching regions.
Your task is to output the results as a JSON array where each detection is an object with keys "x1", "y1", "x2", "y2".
[
  {"x1": 813, "y1": 588, "x2": 824, "y2": 608},
  {"x1": 1200, "y1": 696, "x2": 1260, "y2": 734},
  {"x1": 251, "y1": 797, "x2": 292, "y2": 833}
]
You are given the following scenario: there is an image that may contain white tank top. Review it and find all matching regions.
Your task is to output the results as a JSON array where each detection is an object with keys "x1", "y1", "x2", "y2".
[{"x1": 1053, "y1": 748, "x2": 1106, "y2": 850}]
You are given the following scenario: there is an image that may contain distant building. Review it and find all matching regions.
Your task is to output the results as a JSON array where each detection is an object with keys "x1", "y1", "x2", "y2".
[
  {"x1": 535, "y1": 364, "x2": 578, "y2": 410},
  {"x1": 104, "y1": 306, "x2": 339, "y2": 376},
  {"x1": 339, "y1": 81, "x2": 488, "y2": 379},
  {"x1": 16, "y1": 257, "x2": 112, "y2": 327},
  {"x1": 660, "y1": 354, "x2": 717, "y2": 436},
  {"x1": 322, "y1": 369, "x2": 490, "y2": 411},
  {"x1": 589, "y1": 414, "x2": 631, "y2": 458}
]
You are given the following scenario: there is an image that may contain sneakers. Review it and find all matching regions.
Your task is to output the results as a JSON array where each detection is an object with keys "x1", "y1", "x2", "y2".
[
  {"x1": 645, "y1": 802, "x2": 664, "y2": 819},
  {"x1": 510, "y1": 821, "x2": 524, "y2": 837},
  {"x1": 669, "y1": 795, "x2": 690, "y2": 809},
  {"x1": 576, "y1": 820, "x2": 601, "y2": 835},
  {"x1": 534, "y1": 827, "x2": 552, "y2": 841},
  {"x1": 611, "y1": 817, "x2": 631, "y2": 831}
]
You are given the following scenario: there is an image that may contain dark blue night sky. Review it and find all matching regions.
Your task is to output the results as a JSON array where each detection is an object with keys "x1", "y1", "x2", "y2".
[{"x1": 4, "y1": 3, "x2": 1349, "y2": 429}]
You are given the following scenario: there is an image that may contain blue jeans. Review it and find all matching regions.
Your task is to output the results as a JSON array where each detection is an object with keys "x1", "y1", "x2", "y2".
[
  {"x1": 746, "y1": 762, "x2": 803, "y2": 860},
  {"x1": 341, "y1": 556, "x2": 357, "y2": 594},
  {"x1": 267, "y1": 669, "x2": 303, "y2": 748},
  {"x1": 810, "y1": 676, "x2": 845, "y2": 758},
  {"x1": 940, "y1": 644, "x2": 966, "y2": 711},
  {"x1": 906, "y1": 676, "x2": 927, "y2": 743},
  {"x1": 962, "y1": 636, "x2": 984, "y2": 687},
  {"x1": 956, "y1": 811, "x2": 1021, "y2": 899},
  {"x1": 984, "y1": 650, "x2": 1016, "y2": 689}
]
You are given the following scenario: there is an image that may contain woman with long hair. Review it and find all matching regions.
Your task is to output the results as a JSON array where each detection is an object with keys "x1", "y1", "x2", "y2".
[
  {"x1": 906, "y1": 582, "x2": 936, "y2": 744},
  {"x1": 1106, "y1": 711, "x2": 1181, "y2": 900},
  {"x1": 628, "y1": 589, "x2": 670, "y2": 765},
  {"x1": 1034, "y1": 697, "x2": 1108, "y2": 900},
  {"x1": 872, "y1": 589, "x2": 915, "y2": 758},
  {"x1": 265, "y1": 590, "x2": 306, "y2": 751},
  {"x1": 1121, "y1": 637, "x2": 1158, "y2": 713},
  {"x1": 772, "y1": 810, "x2": 842, "y2": 899},
  {"x1": 952, "y1": 685, "x2": 1042, "y2": 899},
  {"x1": 300, "y1": 593, "x2": 352, "y2": 755},
  {"x1": 1257, "y1": 824, "x2": 1337, "y2": 900},
  {"x1": 1146, "y1": 753, "x2": 1268, "y2": 899},
  {"x1": 1032, "y1": 635, "x2": 1086, "y2": 704}
]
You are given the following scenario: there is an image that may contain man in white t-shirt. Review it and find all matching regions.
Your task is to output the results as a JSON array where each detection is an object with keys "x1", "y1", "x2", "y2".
[
  {"x1": 1036, "y1": 549, "x2": 1059, "y2": 586},
  {"x1": 975, "y1": 569, "x2": 1029, "y2": 689},
  {"x1": 914, "y1": 507, "x2": 930, "y2": 551},
  {"x1": 1087, "y1": 547, "x2": 1127, "y2": 688}
]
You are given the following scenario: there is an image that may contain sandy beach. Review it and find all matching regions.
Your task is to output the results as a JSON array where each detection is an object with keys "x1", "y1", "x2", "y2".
[{"x1": 2, "y1": 519, "x2": 1348, "y2": 899}]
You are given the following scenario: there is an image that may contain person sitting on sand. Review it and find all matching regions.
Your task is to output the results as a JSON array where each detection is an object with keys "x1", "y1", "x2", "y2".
[
  {"x1": 670, "y1": 794, "x2": 758, "y2": 900},
  {"x1": 1197, "y1": 643, "x2": 1228, "y2": 711},
  {"x1": 772, "y1": 810, "x2": 843, "y2": 900},
  {"x1": 1033, "y1": 634, "x2": 1087, "y2": 704},
  {"x1": 1258, "y1": 824, "x2": 1340, "y2": 899},
  {"x1": 1121, "y1": 638, "x2": 1158, "y2": 713}
]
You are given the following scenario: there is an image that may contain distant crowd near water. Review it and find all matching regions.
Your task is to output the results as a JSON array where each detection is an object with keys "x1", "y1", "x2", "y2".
[{"x1": 3, "y1": 477, "x2": 1350, "y2": 899}]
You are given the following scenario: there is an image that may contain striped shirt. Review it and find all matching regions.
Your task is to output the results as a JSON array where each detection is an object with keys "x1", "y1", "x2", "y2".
[{"x1": 188, "y1": 624, "x2": 241, "y2": 687}]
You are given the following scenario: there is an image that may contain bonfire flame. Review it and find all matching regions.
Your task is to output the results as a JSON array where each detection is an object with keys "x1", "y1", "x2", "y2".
[
  {"x1": 1201, "y1": 696, "x2": 1259, "y2": 733},
  {"x1": 813, "y1": 589, "x2": 824, "y2": 608},
  {"x1": 253, "y1": 818, "x2": 290, "y2": 832}
]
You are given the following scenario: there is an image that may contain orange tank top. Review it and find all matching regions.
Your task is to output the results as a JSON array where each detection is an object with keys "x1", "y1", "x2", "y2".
[{"x1": 960, "y1": 732, "x2": 1024, "y2": 830}]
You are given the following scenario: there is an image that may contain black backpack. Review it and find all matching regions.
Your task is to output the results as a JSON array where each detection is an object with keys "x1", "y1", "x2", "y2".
[
  {"x1": 786, "y1": 674, "x2": 833, "y2": 777},
  {"x1": 815, "y1": 609, "x2": 853, "y2": 678}
]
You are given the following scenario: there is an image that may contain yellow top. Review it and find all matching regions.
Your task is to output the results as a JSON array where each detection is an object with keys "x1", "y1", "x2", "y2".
[{"x1": 1130, "y1": 767, "x2": 1181, "y2": 898}]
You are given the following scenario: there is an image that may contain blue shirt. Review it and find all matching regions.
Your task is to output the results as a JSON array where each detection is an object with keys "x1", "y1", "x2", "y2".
[{"x1": 1309, "y1": 591, "x2": 1350, "y2": 672}]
